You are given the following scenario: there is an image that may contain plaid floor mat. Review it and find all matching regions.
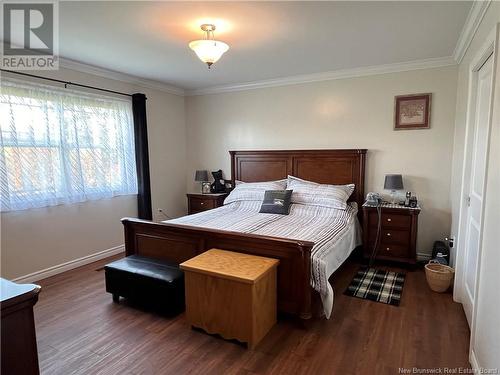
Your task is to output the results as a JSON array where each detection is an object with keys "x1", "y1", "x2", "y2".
[{"x1": 344, "y1": 267, "x2": 406, "y2": 306}]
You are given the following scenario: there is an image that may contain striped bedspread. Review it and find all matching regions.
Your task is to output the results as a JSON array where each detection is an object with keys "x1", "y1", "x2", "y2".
[{"x1": 166, "y1": 201, "x2": 360, "y2": 318}]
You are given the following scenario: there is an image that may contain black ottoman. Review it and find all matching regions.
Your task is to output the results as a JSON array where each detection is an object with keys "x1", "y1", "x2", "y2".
[{"x1": 104, "y1": 255, "x2": 184, "y2": 315}]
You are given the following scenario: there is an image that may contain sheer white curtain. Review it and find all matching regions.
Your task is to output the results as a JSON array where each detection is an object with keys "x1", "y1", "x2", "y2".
[{"x1": 0, "y1": 78, "x2": 137, "y2": 212}]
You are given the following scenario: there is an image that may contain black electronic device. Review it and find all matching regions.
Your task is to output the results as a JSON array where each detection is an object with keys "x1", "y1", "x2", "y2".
[{"x1": 210, "y1": 170, "x2": 226, "y2": 193}]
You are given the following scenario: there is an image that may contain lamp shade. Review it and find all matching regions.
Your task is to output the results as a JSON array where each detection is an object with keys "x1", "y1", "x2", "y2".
[
  {"x1": 189, "y1": 40, "x2": 229, "y2": 67},
  {"x1": 384, "y1": 174, "x2": 404, "y2": 190},
  {"x1": 195, "y1": 170, "x2": 209, "y2": 182}
]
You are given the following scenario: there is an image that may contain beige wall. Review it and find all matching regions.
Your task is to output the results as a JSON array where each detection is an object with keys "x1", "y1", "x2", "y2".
[
  {"x1": 186, "y1": 66, "x2": 459, "y2": 257},
  {"x1": 0, "y1": 67, "x2": 186, "y2": 280}
]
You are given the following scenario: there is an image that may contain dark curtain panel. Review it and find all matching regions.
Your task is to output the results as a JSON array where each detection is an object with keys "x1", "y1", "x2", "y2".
[{"x1": 132, "y1": 93, "x2": 152, "y2": 220}]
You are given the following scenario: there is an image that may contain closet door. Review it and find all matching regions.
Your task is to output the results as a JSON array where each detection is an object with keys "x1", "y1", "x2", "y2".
[{"x1": 462, "y1": 54, "x2": 494, "y2": 325}]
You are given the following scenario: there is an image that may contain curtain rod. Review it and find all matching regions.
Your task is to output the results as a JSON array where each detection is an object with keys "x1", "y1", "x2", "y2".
[{"x1": 0, "y1": 69, "x2": 133, "y2": 98}]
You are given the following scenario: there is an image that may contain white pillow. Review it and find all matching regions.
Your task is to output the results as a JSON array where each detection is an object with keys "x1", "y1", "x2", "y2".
[
  {"x1": 286, "y1": 175, "x2": 354, "y2": 210},
  {"x1": 224, "y1": 179, "x2": 287, "y2": 205}
]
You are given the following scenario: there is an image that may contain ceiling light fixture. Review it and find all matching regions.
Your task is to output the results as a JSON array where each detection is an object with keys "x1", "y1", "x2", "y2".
[{"x1": 189, "y1": 24, "x2": 229, "y2": 69}]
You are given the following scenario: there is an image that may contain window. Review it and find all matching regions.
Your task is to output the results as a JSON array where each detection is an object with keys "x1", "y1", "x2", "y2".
[{"x1": 0, "y1": 78, "x2": 137, "y2": 212}]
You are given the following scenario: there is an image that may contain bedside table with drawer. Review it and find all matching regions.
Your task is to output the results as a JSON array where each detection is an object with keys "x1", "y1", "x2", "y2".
[
  {"x1": 187, "y1": 193, "x2": 227, "y2": 215},
  {"x1": 362, "y1": 203, "x2": 421, "y2": 265}
]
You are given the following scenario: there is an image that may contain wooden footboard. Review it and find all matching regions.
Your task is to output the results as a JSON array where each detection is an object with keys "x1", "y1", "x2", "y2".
[{"x1": 122, "y1": 218, "x2": 315, "y2": 320}]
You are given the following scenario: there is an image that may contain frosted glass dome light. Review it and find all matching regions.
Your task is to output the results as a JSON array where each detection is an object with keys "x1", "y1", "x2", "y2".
[{"x1": 189, "y1": 24, "x2": 229, "y2": 68}]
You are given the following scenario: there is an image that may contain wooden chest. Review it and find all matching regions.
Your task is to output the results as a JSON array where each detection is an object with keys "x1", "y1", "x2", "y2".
[{"x1": 180, "y1": 249, "x2": 279, "y2": 349}]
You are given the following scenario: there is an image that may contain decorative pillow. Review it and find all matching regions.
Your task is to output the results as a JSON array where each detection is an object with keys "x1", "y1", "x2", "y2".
[
  {"x1": 259, "y1": 190, "x2": 293, "y2": 215},
  {"x1": 286, "y1": 175, "x2": 354, "y2": 210},
  {"x1": 224, "y1": 179, "x2": 287, "y2": 205}
]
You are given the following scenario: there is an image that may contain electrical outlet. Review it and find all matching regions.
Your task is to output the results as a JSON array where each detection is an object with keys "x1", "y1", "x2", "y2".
[{"x1": 156, "y1": 208, "x2": 172, "y2": 220}]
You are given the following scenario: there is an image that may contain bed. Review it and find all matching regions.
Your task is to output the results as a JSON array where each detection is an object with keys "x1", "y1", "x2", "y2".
[{"x1": 122, "y1": 149, "x2": 367, "y2": 321}]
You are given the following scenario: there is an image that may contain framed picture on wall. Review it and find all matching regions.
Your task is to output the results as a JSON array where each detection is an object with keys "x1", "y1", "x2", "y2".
[{"x1": 394, "y1": 93, "x2": 432, "y2": 130}]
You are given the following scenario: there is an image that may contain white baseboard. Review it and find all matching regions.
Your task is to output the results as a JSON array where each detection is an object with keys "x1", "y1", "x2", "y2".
[
  {"x1": 470, "y1": 348, "x2": 480, "y2": 372},
  {"x1": 12, "y1": 244, "x2": 125, "y2": 283}
]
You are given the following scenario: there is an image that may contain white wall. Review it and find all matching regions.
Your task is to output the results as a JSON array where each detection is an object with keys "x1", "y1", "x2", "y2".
[
  {"x1": 449, "y1": 2, "x2": 500, "y2": 266},
  {"x1": 448, "y1": 1, "x2": 500, "y2": 370},
  {"x1": 473, "y1": 27, "x2": 500, "y2": 367},
  {"x1": 186, "y1": 66, "x2": 458, "y2": 257},
  {"x1": 0, "y1": 67, "x2": 186, "y2": 280}
]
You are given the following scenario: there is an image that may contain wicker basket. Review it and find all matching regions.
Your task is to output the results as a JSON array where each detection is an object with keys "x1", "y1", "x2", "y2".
[{"x1": 425, "y1": 260, "x2": 454, "y2": 293}]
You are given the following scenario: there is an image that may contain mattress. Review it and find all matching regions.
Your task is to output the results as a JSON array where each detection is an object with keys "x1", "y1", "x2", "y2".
[{"x1": 166, "y1": 201, "x2": 361, "y2": 318}]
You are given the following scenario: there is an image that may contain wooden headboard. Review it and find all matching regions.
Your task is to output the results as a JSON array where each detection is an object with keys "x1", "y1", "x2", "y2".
[{"x1": 230, "y1": 149, "x2": 367, "y2": 210}]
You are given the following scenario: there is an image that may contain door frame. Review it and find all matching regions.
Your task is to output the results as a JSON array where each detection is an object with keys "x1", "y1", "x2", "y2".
[{"x1": 453, "y1": 25, "x2": 497, "y2": 325}]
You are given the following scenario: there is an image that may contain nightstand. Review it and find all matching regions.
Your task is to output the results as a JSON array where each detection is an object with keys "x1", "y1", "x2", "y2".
[
  {"x1": 187, "y1": 193, "x2": 227, "y2": 215},
  {"x1": 362, "y1": 203, "x2": 420, "y2": 265}
]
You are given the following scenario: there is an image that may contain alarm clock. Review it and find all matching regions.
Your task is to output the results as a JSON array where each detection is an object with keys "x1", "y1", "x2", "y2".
[{"x1": 409, "y1": 196, "x2": 418, "y2": 208}]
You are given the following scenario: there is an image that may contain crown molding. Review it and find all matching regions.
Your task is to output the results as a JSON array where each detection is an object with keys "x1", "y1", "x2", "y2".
[
  {"x1": 453, "y1": 0, "x2": 491, "y2": 64},
  {"x1": 186, "y1": 56, "x2": 456, "y2": 96},
  {"x1": 59, "y1": 57, "x2": 185, "y2": 96},
  {"x1": 58, "y1": 55, "x2": 455, "y2": 98}
]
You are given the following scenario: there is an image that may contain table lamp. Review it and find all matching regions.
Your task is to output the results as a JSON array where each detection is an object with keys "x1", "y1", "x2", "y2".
[
  {"x1": 384, "y1": 174, "x2": 404, "y2": 204},
  {"x1": 195, "y1": 170, "x2": 209, "y2": 193}
]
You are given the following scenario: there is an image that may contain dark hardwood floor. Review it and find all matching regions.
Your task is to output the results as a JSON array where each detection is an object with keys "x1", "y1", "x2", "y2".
[{"x1": 34, "y1": 256, "x2": 470, "y2": 375}]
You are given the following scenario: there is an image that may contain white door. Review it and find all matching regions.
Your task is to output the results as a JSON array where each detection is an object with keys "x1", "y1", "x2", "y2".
[{"x1": 462, "y1": 54, "x2": 494, "y2": 325}]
